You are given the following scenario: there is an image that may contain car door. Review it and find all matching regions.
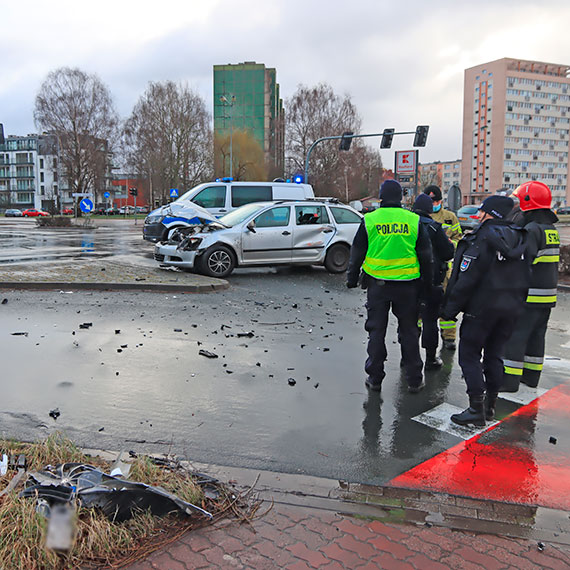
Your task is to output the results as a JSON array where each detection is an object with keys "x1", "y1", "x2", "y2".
[
  {"x1": 291, "y1": 205, "x2": 335, "y2": 262},
  {"x1": 189, "y1": 185, "x2": 228, "y2": 217},
  {"x1": 240, "y1": 206, "x2": 293, "y2": 264}
]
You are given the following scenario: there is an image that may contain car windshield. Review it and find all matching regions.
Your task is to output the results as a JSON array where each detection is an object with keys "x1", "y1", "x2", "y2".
[
  {"x1": 218, "y1": 203, "x2": 267, "y2": 227},
  {"x1": 458, "y1": 206, "x2": 479, "y2": 215}
]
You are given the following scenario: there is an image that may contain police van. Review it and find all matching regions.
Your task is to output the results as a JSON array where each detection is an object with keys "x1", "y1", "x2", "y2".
[{"x1": 143, "y1": 180, "x2": 315, "y2": 242}]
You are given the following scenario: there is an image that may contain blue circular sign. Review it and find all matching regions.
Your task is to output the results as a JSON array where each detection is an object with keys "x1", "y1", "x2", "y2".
[
  {"x1": 80, "y1": 198, "x2": 94, "y2": 213},
  {"x1": 104, "y1": 192, "x2": 110, "y2": 199}
]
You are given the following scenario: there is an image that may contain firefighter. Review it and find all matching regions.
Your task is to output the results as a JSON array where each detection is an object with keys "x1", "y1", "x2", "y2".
[
  {"x1": 423, "y1": 185, "x2": 463, "y2": 350},
  {"x1": 347, "y1": 180, "x2": 433, "y2": 393},
  {"x1": 501, "y1": 181, "x2": 559, "y2": 392},
  {"x1": 440, "y1": 196, "x2": 529, "y2": 426},
  {"x1": 412, "y1": 194, "x2": 455, "y2": 368}
]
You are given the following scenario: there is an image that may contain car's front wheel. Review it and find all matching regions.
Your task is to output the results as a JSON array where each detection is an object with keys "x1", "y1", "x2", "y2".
[
  {"x1": 324, "y1": 243, "x2": 350, "y2": 273},
  {"x1": 197, "y1": 245, "x2": 236, "y2": 278}
]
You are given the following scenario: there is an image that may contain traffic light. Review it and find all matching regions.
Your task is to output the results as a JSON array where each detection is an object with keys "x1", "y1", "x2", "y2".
[
  {"x1": 380, "y1": 128, "x2": 395, "y2": 149},
  {"x1": 339, "y1": 131, "x2": 354, "y2": 151},
  {"x1": 413, "y1": 125, "x2": 429, "y2": 147},
  {"x1": 129, "y1": 187, "x2": 138, "y2": 196}
]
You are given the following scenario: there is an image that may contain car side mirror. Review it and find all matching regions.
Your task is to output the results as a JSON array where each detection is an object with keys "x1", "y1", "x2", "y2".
[{"x1": 246, "y1": 221, "x2": 256, "y2": 233}]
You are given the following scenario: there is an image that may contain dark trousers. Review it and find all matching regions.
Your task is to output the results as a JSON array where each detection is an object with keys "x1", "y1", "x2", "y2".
[
  {"x1": 420, "y1": 285, "x2": 444, "y2": 352},
  {"x1": 365, "y1": 279, "x2": 423, "y2": 387},
  {"x1": 503, "y1": 307, "x2": 551, "y2": 389},
  {"x1": 459, "y1": 312, "x2": 518, "y2": 396}
]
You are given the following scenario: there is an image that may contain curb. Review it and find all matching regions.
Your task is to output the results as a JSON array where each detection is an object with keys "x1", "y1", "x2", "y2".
[{"x1": 0, "y1": 280, "x2": 229, "y2": 293}]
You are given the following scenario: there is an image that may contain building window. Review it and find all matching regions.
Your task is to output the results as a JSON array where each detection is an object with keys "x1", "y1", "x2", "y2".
[{"x1": 40, "y1": 158, "x2": 44, "y2": 169}]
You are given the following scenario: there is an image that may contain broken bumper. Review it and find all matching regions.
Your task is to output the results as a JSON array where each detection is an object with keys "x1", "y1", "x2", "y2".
[{"x1": 154, "y1": 244, "x2": 198, "y2": 269}]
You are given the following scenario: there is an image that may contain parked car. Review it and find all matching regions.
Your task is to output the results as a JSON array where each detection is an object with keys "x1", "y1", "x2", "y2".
[
  {"x1": 556, "y1": 206, "x2": 570, "y2": 215},
  {"x1": 22, "y1": 208, "x2": 49, "y2": 217},
  {"x1": 61, "y1": 208, "x2": 73, "y2": 215},
  {"x1": 457, "y1": 205, "x2": 481, "y2": 231},
  {"x1": 144, "y1": 180, "x2": 315, "y2": 242},
  {"x1": 153, "y1": 199, "x2": 363, "y2": 278},
  {"x1": 105, "y1": 207, "x2": 120, "y2": 215},
  {"x1": 4, "y1": 208, "x2": 23, "y2": 217}
]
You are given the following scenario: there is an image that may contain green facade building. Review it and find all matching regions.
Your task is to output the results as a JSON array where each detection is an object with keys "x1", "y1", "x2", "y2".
[{"x1": 213, "y1": 62, "x2": 284, "y2": 177}]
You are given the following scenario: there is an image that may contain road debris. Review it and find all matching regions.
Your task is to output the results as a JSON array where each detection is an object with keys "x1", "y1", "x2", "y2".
[
  {"x1": 49, "y1": 408, "x2": 61, "y2": 420},
  {"x1": 199, "y1": 349, "x2": 218, "y2": 359}
]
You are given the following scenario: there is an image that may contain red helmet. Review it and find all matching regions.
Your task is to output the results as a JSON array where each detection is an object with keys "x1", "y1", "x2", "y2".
[{"x1": 512, "y1": 180, "x2": 552, "y2": 211}]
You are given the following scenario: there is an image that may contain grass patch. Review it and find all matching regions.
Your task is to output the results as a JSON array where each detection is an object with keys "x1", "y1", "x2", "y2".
[{"x1": 0, "y1": 433, "x2": 252, "y2": 570}]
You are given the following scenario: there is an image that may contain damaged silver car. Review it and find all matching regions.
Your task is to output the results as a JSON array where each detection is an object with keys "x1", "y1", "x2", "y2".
[{"x1": 153, "y1": 199, "x2": 363, "y2": 278}]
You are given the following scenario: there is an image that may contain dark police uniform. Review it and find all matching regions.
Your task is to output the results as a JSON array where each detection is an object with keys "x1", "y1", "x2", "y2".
[
  {"x1": 441, "y1": 197, "x2": 529, "y2": 424},
  {"x1": 347, "y1": 181, "x2": 432, "y2": 392},
  {"x1": 502, "y1": 208, "x2": 559, "y2": 390},
  {"x1": 413, "y1": 195, "x2": 455, "y2": 363}
]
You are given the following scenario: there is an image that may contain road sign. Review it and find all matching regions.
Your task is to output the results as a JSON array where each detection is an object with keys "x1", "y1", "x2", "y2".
[
  {"x1": 448, "y1": 185, "x2": 462, "y2": 212},
  {"x1": 104, "y1": 192, "x2": 110, "y2": 199},
  {"x1": 395, "y1": 150, "x2": 417, "y2": 175},
  {"x1": 72, "y1": 192, "x2": 92, "y2": 198},
  {"x1": 170, "y1": 188, "x2": 179, "y2": 198},
  {"x1": 79, "y1": 198, "x2": 94, "y2": 213}
]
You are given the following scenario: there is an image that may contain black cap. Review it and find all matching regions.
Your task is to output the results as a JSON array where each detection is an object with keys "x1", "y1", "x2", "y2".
[
  {"x1": 480, "y1": 195, "x2": 514, "y2": 219},
  {"x1": 424, "y1": 185, "x2": 442, "y2": 201},
  {"x1": 413, "y1": 193, "x2": 433, "y2": 214},
  {"x1": 379, "y1": 179, "x2": 403, "y2": 203}
]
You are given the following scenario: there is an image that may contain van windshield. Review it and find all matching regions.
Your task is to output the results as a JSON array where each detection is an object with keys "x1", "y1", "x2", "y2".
[{"x1": 218, "y1": 203, "x2": 267, "y2": 227}]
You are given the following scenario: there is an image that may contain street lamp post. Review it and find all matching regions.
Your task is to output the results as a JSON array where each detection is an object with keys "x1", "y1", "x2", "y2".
[{"x1": 220, "y1": 95, "x2": 236, "y2": 179}]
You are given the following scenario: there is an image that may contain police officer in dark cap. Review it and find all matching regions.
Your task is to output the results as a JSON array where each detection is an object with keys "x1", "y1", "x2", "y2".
[
  {"x1": 347, "y1": 180, "x2": 433, "y2": 393},
  {"x1": 441, "y1": 195, "x2": 530, "y2": 426},
  {"x1": 412, "y1": 194, "x2": 455, "y2": 369}
]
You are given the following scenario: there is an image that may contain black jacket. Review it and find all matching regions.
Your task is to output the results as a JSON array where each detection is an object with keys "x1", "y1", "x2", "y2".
[
  {"x1": 441, "y1": 218, "x2": 529, "y2": 319},
  {"x1": 522, "y1": 209, "x2": 559, "y2": 308},
  {"x1": 413, "y1": 209, "x2": 455, "y2": 286},
  {"x1": 347, "y1": 203, "x2": 433, "y2": 289}
]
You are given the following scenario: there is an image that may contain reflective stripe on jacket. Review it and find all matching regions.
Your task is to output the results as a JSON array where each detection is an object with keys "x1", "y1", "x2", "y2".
[{"x1": 362, "y1": 208, "x2": 420, "y2": 280}]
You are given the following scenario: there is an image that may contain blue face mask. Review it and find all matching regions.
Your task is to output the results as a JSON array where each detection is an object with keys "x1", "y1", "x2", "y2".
[{"x1": 433, "y1": 204, "x2": 442, "y2": 212}]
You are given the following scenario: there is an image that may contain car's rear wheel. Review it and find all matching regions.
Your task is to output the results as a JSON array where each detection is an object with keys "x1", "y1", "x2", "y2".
[
  {"x1": 324, "y1": 243, "x2": 350, "y2": 273},
  {"x1": 197, "y1": 245, "x2": 236, "y2": 278}
]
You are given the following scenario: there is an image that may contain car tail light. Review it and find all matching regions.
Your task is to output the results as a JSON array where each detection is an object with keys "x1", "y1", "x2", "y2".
[{"x1": 469, "y1": 215, "x2": 479, "y2": 219}]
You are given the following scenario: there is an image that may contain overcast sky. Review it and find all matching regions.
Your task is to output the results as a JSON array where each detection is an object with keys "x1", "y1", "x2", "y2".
[{"x1": 2, "y1": 0, "x2": 570, "y2": 164}]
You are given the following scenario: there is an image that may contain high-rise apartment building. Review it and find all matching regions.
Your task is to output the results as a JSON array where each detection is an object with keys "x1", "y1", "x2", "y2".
[
  {"x1": 213, "y1": 62, "x2": 284, "y2": 176},
  {"x1": 461, "y1": 58, "x2": 570, "y2": 207}
]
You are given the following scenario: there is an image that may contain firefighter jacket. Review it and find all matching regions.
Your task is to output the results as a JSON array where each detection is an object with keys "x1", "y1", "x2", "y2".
[
  {"x1": 522, "y1": 209, "x2": 560, "y2": 308},
  {"x1": 441, "y1": 219, "x2": 530, "y2": 320},
  {"x1": 431, "y1": 207, "x2": 462, "y2": 245},
  {"x1": 415, "y1": 211, "x2": 455, "y2": 286},
  {"x1": 347, "y1": 203, "x2": 433, "y2": 289}
]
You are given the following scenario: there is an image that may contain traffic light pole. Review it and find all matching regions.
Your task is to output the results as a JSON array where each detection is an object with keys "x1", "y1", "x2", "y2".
[{"x1": 303, "y1": 130, "x2": 417, "y2": 185}]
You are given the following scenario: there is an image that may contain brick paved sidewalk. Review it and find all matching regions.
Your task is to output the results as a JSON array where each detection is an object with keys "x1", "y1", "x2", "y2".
[{"x1": 125, "y1": 503, "x2": 570, "y2": 570}]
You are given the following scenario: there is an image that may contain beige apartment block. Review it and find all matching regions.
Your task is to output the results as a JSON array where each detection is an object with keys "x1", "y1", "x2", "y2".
[
  {"x1": 461, "y1": 58, "x2": 570, "y2": 207},
  {"x1": 419, "y1": 159, "x2": 461, "y2": 204}
]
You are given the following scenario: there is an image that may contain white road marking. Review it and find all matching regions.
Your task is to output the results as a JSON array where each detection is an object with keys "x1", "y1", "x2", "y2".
[
  {"x1": 499, "y1": 384, "x2": 547, "y2": 405},
  {"x1": 412, "y1": 403, "x2": 498, "y2": 440}
]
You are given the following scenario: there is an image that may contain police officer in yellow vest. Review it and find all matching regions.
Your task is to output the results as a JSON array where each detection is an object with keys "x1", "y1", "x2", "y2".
[
  {"x1": 347, "y1": 180, "x2": 433, "y2": 393},
  {"x1": 424, "y1": 185, "x2": 463, "y2": 350}
]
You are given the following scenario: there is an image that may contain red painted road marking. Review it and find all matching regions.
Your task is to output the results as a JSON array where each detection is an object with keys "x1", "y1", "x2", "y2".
[{"x1": 390, "y1": 384, "x2": 570, "y2": 510}]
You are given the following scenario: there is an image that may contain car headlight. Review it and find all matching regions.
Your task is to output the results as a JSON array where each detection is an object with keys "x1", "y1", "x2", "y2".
[
  {"x1": 145, "y1": 215, "x2": 165, "y2": 224},
  {"x1": 179, "y1": 237, "x2": 202, "y2": 250}
]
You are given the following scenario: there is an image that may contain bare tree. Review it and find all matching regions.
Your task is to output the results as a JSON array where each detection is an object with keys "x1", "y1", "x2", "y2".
[
  {"x1": 34, "y1": 67, "x2": 118, "y2": 208},
  {"x1": 214, "y1": 130, "x2": 267, "y2": 181},
  {"x1": 285, "y1": 83, "x2": 363, "y2": 197},
  {"x1": 124, "y1": 81, "x2": 212, "y2": 205}
]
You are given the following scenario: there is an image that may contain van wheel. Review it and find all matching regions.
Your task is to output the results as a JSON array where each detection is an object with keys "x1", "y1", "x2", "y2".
[
  {"x1": 324, "y1": 244, "x2": 350, "y2": 273},
  {"x1": 197, "y1": 245, "x2": 235, "y2": 278}
]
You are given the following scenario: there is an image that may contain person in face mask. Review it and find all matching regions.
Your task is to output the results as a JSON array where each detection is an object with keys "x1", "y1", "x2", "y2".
[{"x1": 423, "y1": 185, "x2": 463, "y2": 350}]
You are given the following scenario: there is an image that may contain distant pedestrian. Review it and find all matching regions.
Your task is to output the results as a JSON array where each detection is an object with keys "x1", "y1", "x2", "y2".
[
  {"x1": 347, "y1": 180, "x2": 433, "y2": 393},
  {"x1": 441, "y1": 196, "x2": 529, "y2": 426},
  {"x1": 412, "y1": 194, "x2": 455, "y2": 369},
  {"x1": 501, "y1": 181, "x2": 559, "y2": 392},
  {"x1": 423, "y1": 185, "x2": 462, "y2": 350}
]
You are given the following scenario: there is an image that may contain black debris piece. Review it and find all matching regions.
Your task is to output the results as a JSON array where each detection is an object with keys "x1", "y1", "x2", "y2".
[
  {"x1": 292, "y1": 304, "x2": 298, "y2": 309},
  {"x1": 117, "y1": 349, "x2": 123, "y2": 353},
  {"x1": 115, "y1": 330, "x2": 121, "y2": 334},
  {"x1": 128, "y1": 451, "x2": 137, "y2": 458},
  {"x1": 199, "y1": 349, "x2": 218, "y2": 359},
  {"x1": 174, "y1": 328, "x2": 183, "y2": 332},
  {"x1": 256, "y1": 362, "x2": 261, "y2": 367},
  {"x1": 79, "y1": 323, "x2": 93, "y2": 329},
  {"x1": 314, "y1": 383, "x2": 319, "y2": 388},
  {"x1": 537, "y1": 542, "x2": 545, "y2": 552},
  {"x1": 49, "y1": 408, "x2": 61, "y2": 420},
  {"x1": 549, "y1": 436, "x2": 557, "y2": 445},
  {"x1": 323, "y1": 348, "x2": 330, "y2": 352},
  {"x1": 1, "y1": 298, "x2": 7, "y2": 304},
  {"x1": 288, "y1": 378, "x2": 296, "y2": 386},
  {"x1": 98, "y1": 427, "x2": 105, "y2": 432},
  {"x1": 11, "y1": 332, "x2": 29, "y2": 337},
  {"x1": 237, "y1": 332, "x2": 254, "y2": 338},
  {"x1": 135, "y1": 278, "x2": 146, "y2": 281}
]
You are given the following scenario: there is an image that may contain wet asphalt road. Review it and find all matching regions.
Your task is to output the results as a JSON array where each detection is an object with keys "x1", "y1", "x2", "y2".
[{"x1": 1, "y1": 269, "x2": 570, "y2": 485}]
